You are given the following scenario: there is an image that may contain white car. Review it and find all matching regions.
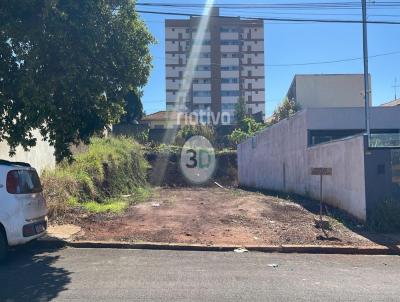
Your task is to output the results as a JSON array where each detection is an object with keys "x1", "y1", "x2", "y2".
[{"x1": 0, "y1": 160, "x2": 48, "y2": 261}]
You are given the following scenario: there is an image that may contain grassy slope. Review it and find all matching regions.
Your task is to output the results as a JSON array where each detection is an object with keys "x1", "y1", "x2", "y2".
[{"x1": 42, "y1": 137, "x2": 150, "y2": 220}]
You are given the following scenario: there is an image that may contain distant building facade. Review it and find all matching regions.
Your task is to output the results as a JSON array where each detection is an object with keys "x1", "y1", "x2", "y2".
[
  {"x1": 140, "y1": 111, "x2": 197, "y2": 129},
  {"x1": 381, "y1": 98, "x2": 400, "y2": 107},
  {"x1": 286, "y1": 74, "x2": 372, "y2": 109},
  {"x1": 165, "y1": 7, "x2": 265, "y2": 124}
]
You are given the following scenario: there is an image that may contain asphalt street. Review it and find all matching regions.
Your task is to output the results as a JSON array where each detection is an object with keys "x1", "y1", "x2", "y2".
[{"x1": 1, "y1": 245, "x2": 400, "y2": 301}]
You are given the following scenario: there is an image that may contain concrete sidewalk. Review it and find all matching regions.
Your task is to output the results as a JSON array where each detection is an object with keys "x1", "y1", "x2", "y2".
[{"x1": 41, "y1": 224, "x2": 400, "y2": 255}]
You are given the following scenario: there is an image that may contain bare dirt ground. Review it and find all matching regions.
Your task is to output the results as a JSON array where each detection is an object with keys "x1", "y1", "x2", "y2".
[{"x1": 73, "y1": 187, "x2": 396, "y2": 247}]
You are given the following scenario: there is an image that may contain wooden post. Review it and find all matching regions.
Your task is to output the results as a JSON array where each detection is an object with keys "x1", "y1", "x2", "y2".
[{"x1": 311, "y1": 167, "x2": 332, "y2": 237}]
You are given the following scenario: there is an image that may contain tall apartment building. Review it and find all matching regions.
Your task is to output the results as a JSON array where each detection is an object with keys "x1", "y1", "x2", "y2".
[{"x1": 165, "y1": 8, "x2": 265, "y2": 125}]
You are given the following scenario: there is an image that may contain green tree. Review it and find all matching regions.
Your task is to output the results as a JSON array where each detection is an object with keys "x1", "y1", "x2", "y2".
[
  {"x1": 122, "y1": 89, "x2": 144, "y2": 124},
  {"x1": 228, "y1": 117, "x2": 265, "y2": 145},
  {"x1": 234, "y1": 97, "x2": 247, "y2": 127},
  {"x1": 0, "y1": 0, "x2": 154, "y2": 161},
  {"x1": 268, "y1": 97, "x2": 301, "y2": 126}
]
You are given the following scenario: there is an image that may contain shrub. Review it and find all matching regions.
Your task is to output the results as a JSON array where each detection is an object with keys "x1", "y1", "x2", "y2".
[
  {"x1": 42, "y1": 137, "x2": 149, "y2": 221},
  {"x1": 228, "y1": 117, "x2": 266, "y2": 145},
  {"x1": 132, "y1": 129, "x2": 149, "y2": 145},
  {"x1": 175, "y1": 125, "x2": 215, "y2": 146},
  {"x1": 367, "y1": 199, "x2": 400, "y2": 233},
  {"x1": 267, "y1": 97, "x2": 301, "y2": 126}
]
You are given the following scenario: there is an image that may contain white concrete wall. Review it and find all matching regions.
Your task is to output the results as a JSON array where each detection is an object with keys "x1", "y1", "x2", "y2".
[
  {"x1": 238, "y1": 111, "x2": 309, "y2": 193},
  {"x1": 0, "y1": 129, "x2": 55, "y2": 174},
  {"x1": 293, "y1": 74, "x2": 371, "y2": 108},
  {"x1": 307, "y1": 136, "x2": 366, "y2": 220},
  {"x1": 238, "y1": 111, "x2": 367, "y2": 220}
]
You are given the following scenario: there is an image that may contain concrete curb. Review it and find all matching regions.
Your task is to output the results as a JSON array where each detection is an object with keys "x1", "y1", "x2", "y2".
[{"x1": 37, "y1": 238, "x2": 400, "y2": 255}]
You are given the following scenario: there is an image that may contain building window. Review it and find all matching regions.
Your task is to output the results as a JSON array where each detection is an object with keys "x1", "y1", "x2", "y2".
[
  {"x1": 221, "y1": 66, "x2": 239, "y2": 71},
  {"x1": 199, "y1": 53, "x2": 210, "y2": 58},
  {"x1": 220, "y1": 27, "x2": 240, "y2": 33},
  {"x1": 193, "y1": 40, "x2": 210, "y2": 45},
  {"x1": 195, "y1": 65, "x2": 211, "y2": 71},
  {"x1": 222, "y1": 104, "x2": 236, "y2": 110},
  {"x1": 248, "y1": 95, "x2": 252, "y2": 102},
  {"x1": 193, "y1": 91, "x2": 211, "y2": 97},
  {"x1": 221, "y1": 78, "x2": 239, "y2": 84},
  {"x1": 221, "y1": 40, "x2": 241, "y2": 45},
  {"x1": 221, "y1": 91, "x2": 240, "y2": 97}
]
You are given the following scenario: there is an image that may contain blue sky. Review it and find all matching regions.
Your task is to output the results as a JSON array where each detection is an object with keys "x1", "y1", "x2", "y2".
[{"x1": 138, "y1": 1, "x2": 400, "y2": 117}]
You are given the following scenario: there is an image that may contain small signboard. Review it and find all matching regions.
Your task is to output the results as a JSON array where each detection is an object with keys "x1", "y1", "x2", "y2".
[{"x1": 311, "y1": 168, "x2": 332, "y2": 176}]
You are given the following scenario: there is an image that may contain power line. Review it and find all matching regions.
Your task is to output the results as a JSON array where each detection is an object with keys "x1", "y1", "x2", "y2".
[
  {"x1": 136, "y1": 9, "x2": 400, "y2": 24},
  {"x1": 267, "y1": 50, "x2": 400, "y2": 66},
  {"x1": 152, "y1": 50, "x2": 400, "y2": 67},
  {"x1": 137, "y1": 2, "x2": 400, "y2": 8},
  {"x1": 136, "y1": 2, "x2": 400, "y2": 11}
]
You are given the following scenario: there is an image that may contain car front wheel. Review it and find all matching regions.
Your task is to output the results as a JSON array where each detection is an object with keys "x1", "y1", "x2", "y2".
[{"x1": 0, "y1": 230, "x2": 7, "y2": 262}]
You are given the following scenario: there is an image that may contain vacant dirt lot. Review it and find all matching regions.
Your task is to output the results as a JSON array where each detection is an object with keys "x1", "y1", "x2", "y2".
[{"x1": 73, "y1": 187, "x2": 390, "y2": 247}]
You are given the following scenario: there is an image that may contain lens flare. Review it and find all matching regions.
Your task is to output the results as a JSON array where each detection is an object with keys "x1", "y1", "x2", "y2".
[{"x1": 152, "y1": 0, "x2": 216, "y2": 185}]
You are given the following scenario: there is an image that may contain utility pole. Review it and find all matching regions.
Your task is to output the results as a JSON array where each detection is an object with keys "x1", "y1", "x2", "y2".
[
  {"x1": 362, "y1": 0, "x2": 371, "y2": 143},
  {"x1": 393, "y1": 78, "x2": 400, "y2": 100}
]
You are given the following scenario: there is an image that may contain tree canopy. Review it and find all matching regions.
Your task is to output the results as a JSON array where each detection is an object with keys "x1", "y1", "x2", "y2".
[
  {"x1": 234, "y1": 97, "x2": 247, "y2": 127},
  {"x1": 0, "y1": 0, "x2": 154, "y2": 160},
  {"x1": 122, "y1": 89, "x2": 144, "y2": 124},
  {"x1": 228, "y1": 117, "x2": 266, "y2": 145},
  {"x1": 267, "y1": 97, "x2": 301, "y2": 126}
]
